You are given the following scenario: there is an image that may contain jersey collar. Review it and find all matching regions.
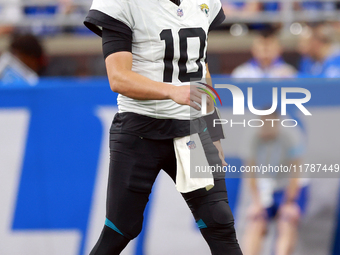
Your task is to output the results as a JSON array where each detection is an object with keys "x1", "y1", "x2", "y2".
[{"x1": 158, "y1": 0, "x2": 191, "y2": 20}]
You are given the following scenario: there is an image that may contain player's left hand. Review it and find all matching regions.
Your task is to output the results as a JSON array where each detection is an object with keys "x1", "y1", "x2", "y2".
[
  {"x1": 190, "y1": 84, "x2": 215, "y2": 111},
  {"x1": 213, "y1": 140, "x2": 227, "y2": 166}
]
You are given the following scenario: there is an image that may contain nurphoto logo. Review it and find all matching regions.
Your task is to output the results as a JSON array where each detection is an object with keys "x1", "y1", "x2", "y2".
[{"x1": 200, "y1": 84, "x2": 312, "y2": 128}]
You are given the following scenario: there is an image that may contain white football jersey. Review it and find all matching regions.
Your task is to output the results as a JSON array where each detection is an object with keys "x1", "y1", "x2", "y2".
[{"x1": 85, "y1": 0, "x2": 224, "y2": 120}]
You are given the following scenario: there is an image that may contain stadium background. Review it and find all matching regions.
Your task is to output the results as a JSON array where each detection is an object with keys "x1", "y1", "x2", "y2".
[{"x1": 0, "y1": 1, "x2": 340, "y2": 255}]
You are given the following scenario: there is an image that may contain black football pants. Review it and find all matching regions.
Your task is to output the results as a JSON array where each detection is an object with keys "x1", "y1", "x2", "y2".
[{"x1": 90, "y1": 131, "x2": 243, "y2": 255}]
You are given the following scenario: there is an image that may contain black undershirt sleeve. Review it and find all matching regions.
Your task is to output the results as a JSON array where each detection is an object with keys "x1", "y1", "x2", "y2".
[
  {"x1": 84, "y1": 10, "x2": 132, "y2": 37},
  {"x1": 209, "y1": 8, "x2": 225, "y2": 32},
  {"x1": 206, "y1": 8, "x2": 225, "y2": 63},
  {"x1": 84, "y1": 10, "x2": 133, "y2": 58},
  {"x1": 102, "y1": 28, "x2": 132, "y2": 59}
]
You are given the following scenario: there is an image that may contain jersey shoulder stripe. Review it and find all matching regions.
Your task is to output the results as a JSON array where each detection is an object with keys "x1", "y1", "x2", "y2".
[
  {"x1": 84, "y1": 10, "x2": 132, "y2": 37},
  {"x1": 204, "y1": 0, "x2": 223, "y2": 24},
  {"x1": 86, "y1": 0, "x2": 134, "y2": 31},
  {"x1": 209, "y1": 7, "x2": 225, "y2": 31}
]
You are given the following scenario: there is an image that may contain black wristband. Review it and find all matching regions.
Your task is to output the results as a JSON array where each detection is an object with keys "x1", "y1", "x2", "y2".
[{"x1": 203, "y1": 107, "x2": 225, "y2": 142}]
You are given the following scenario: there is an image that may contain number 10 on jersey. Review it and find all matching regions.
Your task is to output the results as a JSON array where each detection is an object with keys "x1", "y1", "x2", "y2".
[{"x1": 160, "y1": 28, "x2": 206, "y2": 83}]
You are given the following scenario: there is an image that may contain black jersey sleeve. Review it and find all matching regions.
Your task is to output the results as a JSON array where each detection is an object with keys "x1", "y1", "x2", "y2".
[
  {"x1": 209, "y1": 8, "x2": 225, "y2": 32},
  {"x1": 84, "y1": 10, "x2": 132, "y2": 37}
]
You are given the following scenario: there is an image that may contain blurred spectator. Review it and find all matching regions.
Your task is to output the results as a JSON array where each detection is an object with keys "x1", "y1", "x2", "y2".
[
  {"x1": 242, "y1": 111, "x2": 308, "y2": 255},
  {"x1": 9, "y1": 33, "x2": 47, "y2": 76},
  {"x1": 297, "y1": 1, "x2": 336, "y2": 11},
  {"x1": 261, "y1": 1, "x2": 280, "y2": 12},
  {"x1": 231, "y1": 28, "x2": 296, "y2": 78},
  {"x1": 0, "y1": 0, "x2": 89, "y2": 35},
  {"x1": 297, "y1": 26, "x2": 315, "y2": 76},
  {"x1": 0, "y1": 33, "x2": 47, "y2": 85},
  {"x1": 221, "y1": 1, "x2": 336, "y2": 16},
  {"x1": 298, "y1": 23, "x2": 340, "y2": 77},
  {"x1": 256, "y1": 1, "x2": 336, "y2": 12},
  {"x1": 221, "y1": 1, "x2": 260, "y2": 17},
  {"x1": 0, "y1": 0, "x2": 22, "y2": 25}
]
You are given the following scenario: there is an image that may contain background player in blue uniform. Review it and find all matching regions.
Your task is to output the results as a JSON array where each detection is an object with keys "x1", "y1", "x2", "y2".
[{"x1": 242, "y1": 112, "x2": 308, "y2": 255}]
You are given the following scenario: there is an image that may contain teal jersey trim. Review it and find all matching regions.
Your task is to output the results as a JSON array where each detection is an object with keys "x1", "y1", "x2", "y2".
[
  {"x1": 196, "y1": 219, "x2": 207, "y2": 229},
  {"x1": 105, "y1": 218, "x2": 124, "y2": 236},
  {"x1": 203, "y1": 127, "x2": 208, "y2": 132}
]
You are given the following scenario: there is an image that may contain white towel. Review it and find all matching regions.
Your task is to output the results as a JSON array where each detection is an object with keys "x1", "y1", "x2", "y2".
[{"x1": 173, "y1": 133, "x2": 214, "y2": 193}]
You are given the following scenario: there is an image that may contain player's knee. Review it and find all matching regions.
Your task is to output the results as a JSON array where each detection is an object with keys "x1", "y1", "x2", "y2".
[
  {"x1": 90, "y1": 225, "x2": 130, "y2": 255},
  {"x1": 122, "y1": 224, "x2": 142, "y2": 240},
  {"x1": 197, "y1": 200, "x2": 237, "y2": 241},
  {"x1": 248, "y1": 217, "x2": 267, "y2": 236},
  {"x1": 105, "y1": 217, "x2": 143, "y2": 240},
  {"x1": 209, "y1": 200, "x2": 234, "y2": 226},
  {"x1": 247, "y1": 209, "x2": 267, "y2": 223},
  {"x1": 124, "y1": 221, "x2": 143, "y2": 239},
  {"x1": 278, "y1": 203, "x2": 301, "y2": 224}
]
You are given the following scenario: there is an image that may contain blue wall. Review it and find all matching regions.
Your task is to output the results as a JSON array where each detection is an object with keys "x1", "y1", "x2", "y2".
[{"x1": 1, "y1": 77, "x2": 340, "y2": 255}]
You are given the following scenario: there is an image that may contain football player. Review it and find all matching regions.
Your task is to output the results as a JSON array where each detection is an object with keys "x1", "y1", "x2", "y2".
[
  {"x1": 243, "y1": 111, "x2": 308, "y2": 255},
  {"x1": 84, "y1": 0, "x2": 243, "y2": 254}
]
